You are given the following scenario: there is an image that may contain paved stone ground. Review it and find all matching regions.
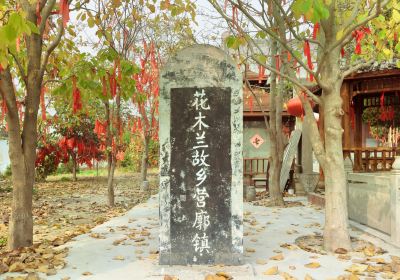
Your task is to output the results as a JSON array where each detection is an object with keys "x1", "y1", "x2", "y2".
[{"x1": 4, "y1": 195, "x2": 400, "y2": 280}]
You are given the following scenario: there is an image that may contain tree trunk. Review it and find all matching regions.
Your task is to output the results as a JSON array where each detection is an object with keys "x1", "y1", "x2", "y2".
[
  {"x1": 107, "y1": 157, "x2": 116, "y2": 207},
  {"x1": 322, "y1": 87, "x2": 352, "y2": 251},
  {"x1": 141, "y1": 136, "x2": 149, "y2": 185},
  {"x1": 104, "y1": 101, "x2": 115, "y2": 207},
  {"x1": 72, "y1": 153, "x2": 77, "y2": 181},
  {"x1": 267, "y1": 38, "x2": 285, "y2": 206}
]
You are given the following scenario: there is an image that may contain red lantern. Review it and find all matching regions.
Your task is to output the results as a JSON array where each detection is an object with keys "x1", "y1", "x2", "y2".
[{"x1": 286, "y1": 97, "x2": 304, "y2": 117}]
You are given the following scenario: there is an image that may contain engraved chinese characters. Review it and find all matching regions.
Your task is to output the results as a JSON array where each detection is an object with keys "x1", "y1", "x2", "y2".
[
  {"x1": 191, "y1": 89, "x2": 211, "y2": 256},
  {"x1": 159, "y1": 45, "x2": 243, "y2": 265}
]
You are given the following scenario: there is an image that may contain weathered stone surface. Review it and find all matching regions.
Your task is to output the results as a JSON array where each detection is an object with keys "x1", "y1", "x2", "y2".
[{"x1": 159, "y1": 45, "x2": 243, "y2": 265}]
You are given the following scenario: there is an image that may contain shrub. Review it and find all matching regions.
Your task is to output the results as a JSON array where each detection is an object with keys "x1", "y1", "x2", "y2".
[{"x1": 121, "y1": 136, "x2": 159, "y2": 171}]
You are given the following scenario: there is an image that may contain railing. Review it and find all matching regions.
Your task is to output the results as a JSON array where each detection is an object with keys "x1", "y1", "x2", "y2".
[
  {"x1": 343, "y1": 147, "x2": 397, "y2": 172},
  {"x1": 243, "y1": 157, "x2": 269, "y2": 176}
]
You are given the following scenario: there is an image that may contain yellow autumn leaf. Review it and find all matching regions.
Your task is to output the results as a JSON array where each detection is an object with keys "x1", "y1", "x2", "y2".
[
  {"x1": 393, "y1": 9, "x2": 400, "y2": 23},
  {"x1": 382, "y1": 48, "x2": 392, "y2": 57},
  {"x1": 270, "y1": 253, "x2": 284, "y2": 261},
  {"x1": 305, "y1": 262, "x2": 321, "y2": 269},
  {"x1": 263, "y1": 266, "x2": 279, "y2": 275}
]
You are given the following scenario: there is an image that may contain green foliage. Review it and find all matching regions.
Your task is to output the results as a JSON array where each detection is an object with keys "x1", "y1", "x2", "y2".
[
  {"x1": 0, "y1": 9, "x2": 38, "y2": 66},
  {"x1": 36, "y1": 149, "x2": 60, "y2": 181},
  {"x1": 0, "y1": 236, "x2": 7, "y2": 248},
  {"x1": 2, "y1": 164, "x2": 11, "y2": 178},
  {"x1": 121, "y1": 136, "x2": 159, "y2": 172},
  {"x1": 292, "y1": 0, "x2": 330, "y2": 23}
]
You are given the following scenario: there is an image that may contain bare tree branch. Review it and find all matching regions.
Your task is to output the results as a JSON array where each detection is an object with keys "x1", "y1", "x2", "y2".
[
  {"x1": 342, "y1": 59, "x2": 375, "y2": 77},
  {"x1": 209, "y1": 0, "x2": 320, "y2": 84},
  {"x1": 244, "y1": 78, "x2": 271, "y2": 131},
  {"x1": 40, "y1": 20, "x2": 64, "y2": 78},
  {"x1": 39, "y1": 0, "x2": 57, "y2": 34},
  {"x1": 9, "y1": 50, "x2": 27, "y2": 86},
  {"x1": 330, "y1": 0, "x2": 389, "y2": 51}
]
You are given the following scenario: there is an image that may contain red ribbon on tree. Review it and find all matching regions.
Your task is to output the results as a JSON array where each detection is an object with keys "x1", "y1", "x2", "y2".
[
  {"x1": 341, "y1": 48, "x2": 345, "y2": 57},
  {"x1": 380, "y1": 92, "x2": 386, "y2": 121},
  {"x1": 353, "y1": 27, "x2": 371, "y2": 55},
  {"x1": 258, "y1": 65, "x2": 265, "y2": 84},
  {"x1": 303, "y1": 40, "x2": 314, "y2": 81},
  {"x1": 312, "y1": 22, "x2": 320, "y2": 40},
  {"x1": 36, "y1": 0, "x2": 42, "y2": 25},
  {"x1": 72, "y1": 76, "x2": 82, "y2": 114},
  {"x1": 59, "y1": 0, "x2": 70, "y2": 27}
]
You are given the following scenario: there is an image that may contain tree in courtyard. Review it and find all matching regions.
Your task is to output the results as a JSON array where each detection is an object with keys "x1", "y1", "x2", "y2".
[
  {"x1": 209, "y1": 0, "x2": 400, "y2": 251},
  {"x1": 0, "y1": 0, "x2": 75, "y2": 250},
  {"x1": 51, "y1": 49, "x2": 137, "y2": 206},
  {"x1": 132, "y1": 41, "x2": 159, "y2": 188},
  {"x1": 79, "y1": 0, "x2": 196, "y2": 190}
]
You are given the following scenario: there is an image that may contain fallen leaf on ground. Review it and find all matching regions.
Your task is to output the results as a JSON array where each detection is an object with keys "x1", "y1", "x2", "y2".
[
  {"x1": 113, "y1": 255, "x2": 125, "y2": 260},
  {"x1": 270, "y1": 253, "x2": 284, "y2": 261},
  {"x1": 304, "y1": 274, "x2": 313, "y2": 280},
  {"x1": 246, "y1": 248, "x2": 256, "y2": 253},
  {"x1": 256, "y1": 259, "x2": 267, "y2": 265},
  {"x1": 305, "y1": 262, "x2": 320, "y2": 269},
  {"x1": 164, "y1": 275, "x2": 179, "y2": 280},
  {"x1": 280, "y1": 271, "x2": 297, "y2": 280},
  {"x1": 216, "y1": 271, "x2": 232, "y2": 279},
  {"x1": 346, "y1": 264, "x2": 368, "y2": 273},
  {"x1": 263, "y1": 266, "x2": 278, "y2": 275},
  {"x1": 281, "y1": 243, "x2": 298, "y2": 250},
  {"x1": 349, "y1": 274, "x2": 360, "y2": 280},
  {"x1": 82, "y1": 271, "x2": 93, "y2": 276},
  {"x1": 335, "y1": 248, "x2": 348, "y2": 254}
]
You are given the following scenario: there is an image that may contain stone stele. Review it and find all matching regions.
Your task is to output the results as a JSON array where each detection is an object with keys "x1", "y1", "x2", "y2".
[{"x1": 159, "y1": 44, "x2": 243, "y2": 265}]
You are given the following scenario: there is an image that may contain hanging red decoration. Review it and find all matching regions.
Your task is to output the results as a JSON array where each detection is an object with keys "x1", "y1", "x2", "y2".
[
  {"x1": 258, "y1": 65, "x2": 265, "y2": 84},
  {"x1": 312, "y1": 22, "x2": 320, "y2": 40},
  {"x1": 286, "y1": 97, "x2": 304, "y2": 118},
  {"x1": 72, "y1": 76, "x2": 82, "y2": 114},
  {"x1": 36, "y1": 0, "x2": 42, "y2": 25},
  {"x1": 66, "y1": 137, "x2": 76, "y2": 149},
  {"x1": 341, "y1": 48, "x2": 345, "y2": 57},
  {"x1": 380, "y1": 92, "x2": 386, "y2": 121},
  {"x1": 59, "y1": 0, "x2": 70, "y2": 27},
  {"x1": 303, "y1": 40, "x2": 314, "y2": 81},
  {"x1": 353, "y1": 27, "x2": 371, "y2": 55}
]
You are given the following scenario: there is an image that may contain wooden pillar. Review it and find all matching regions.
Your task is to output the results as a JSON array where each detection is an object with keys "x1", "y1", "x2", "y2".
[
  {"x1": 354, "y1": 95, "x2": 363, "y2": 171},
  {"x1": 341, "y1": 81, "x2": 351, "y2": 158}
]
